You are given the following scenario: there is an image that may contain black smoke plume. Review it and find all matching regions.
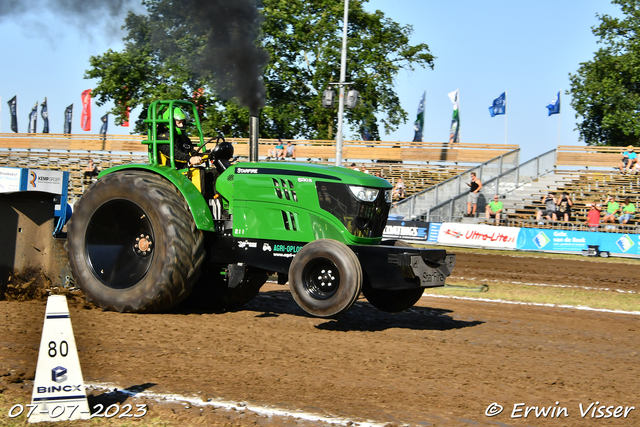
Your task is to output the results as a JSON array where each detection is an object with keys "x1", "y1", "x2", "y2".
[
  {"x1": 0, "y1": 0, "x2": 268, "y2": 112},
  {"x1": 183, "y1": 0, "x2": 269, "y2": 113}
]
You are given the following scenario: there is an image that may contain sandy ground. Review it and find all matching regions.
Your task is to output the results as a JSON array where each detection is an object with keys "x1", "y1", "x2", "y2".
[{"x1": 1, "y1": 251, "x2": 639, "y2": 426}]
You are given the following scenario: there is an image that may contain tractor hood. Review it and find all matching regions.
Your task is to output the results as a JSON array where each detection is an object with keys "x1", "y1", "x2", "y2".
[
  {"x1": 215, "y1": 161, "x2": 393, "y2": 244},
  {"x1": 222, "y1": 161, "x2": 392, "y2": 188}
]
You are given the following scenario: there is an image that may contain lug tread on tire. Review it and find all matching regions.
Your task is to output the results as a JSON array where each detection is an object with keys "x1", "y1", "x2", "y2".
[{"x1": 66, "y1": 170, "x2": 204, "y2": 313}]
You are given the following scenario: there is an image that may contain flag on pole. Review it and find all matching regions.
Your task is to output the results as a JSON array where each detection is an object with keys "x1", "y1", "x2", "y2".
[
  {"x1": 28, "y1": 102, "x2": 38, "y2": 133},
  {"x1": 412, "y1": 91, "x2": 426, "y2": 142},
  {"x1": 121, "y1": 106, "x2": 130, "y2": 127},
  {"x1": 360, "y1": 119, "x2": 371, "y2": 141},
  {"x1": 546, "y1": 91, "x2": 560, "y2": 116},
  {"x1": 488, "y1": 92, "x2": 506, "y2": 117},
  {"x1": 447, "y1": 89, "x2": 460, "y2": 143},
  {"x1": 8, "y1": 95, "x2": 18, "y2": 133},
  {"x1": 100, "y1": 114, "x2": 108, "y2": 136},
  {"x1": 64, "y1": 104, "x2": 73, "y2": 134},
  {"x1": 41, "y1": 98, "x2": 49, "y2": 133},
  {"x1": 81, "y1": 89, "x2": 92, "y2": 131}
]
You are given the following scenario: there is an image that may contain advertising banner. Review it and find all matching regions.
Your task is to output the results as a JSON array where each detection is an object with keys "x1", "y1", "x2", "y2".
[
  {"x1": 81, "y1": 89, "x2": 92, "y2": 131},
  {"x1": 437, "y1": 222, "x2": 519, "y2": 249},
  {"x1": 27, "y1": 169, "x2": 69, "y2": 215},
  {"x1": 26, "y1": 169, "x2": 65, "y2": 194},
  {"x1": 0, "y1": 167, "x2": 24, "y2": 193},
  {"x1": 517, "y1": 228, "x2": 640, "y2": 257},
  {"x1": 383, "y1": 220, "x2": 430, "y2": 241},
  {"x1": 428, "y1": 222, "x2": 442, "y2": 243}
]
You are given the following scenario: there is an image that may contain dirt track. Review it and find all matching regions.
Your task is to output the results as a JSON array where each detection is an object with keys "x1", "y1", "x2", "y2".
[{"x1": 1, "y1": 251, "x2": 639, "y2": 426}]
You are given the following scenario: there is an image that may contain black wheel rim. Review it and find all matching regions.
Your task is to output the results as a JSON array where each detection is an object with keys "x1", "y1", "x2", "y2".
[
  {"x1": 85, "y1": 199, "x2": 155, "y2": 289},
  {"x1": 302, "y1": 258, "x2": 341, "y2": 300}
]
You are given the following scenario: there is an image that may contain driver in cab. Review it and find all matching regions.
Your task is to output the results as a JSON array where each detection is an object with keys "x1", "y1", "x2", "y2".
[{"x1": 158, "y1": 107, "x2": 202, "y2": 169}]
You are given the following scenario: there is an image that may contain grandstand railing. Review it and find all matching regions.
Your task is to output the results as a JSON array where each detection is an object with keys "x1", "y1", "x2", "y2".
[
  {"x1": 390, "y1": 148, "x2": 536, "y2": 221},
  {"x1": 505, "y1": 218, "x2": 640, "y2": 234},
  {"x1": 0, "y1": 134, "x2": 518, "y2": 165},
  {"x1": 423, "y1": 149, "x2": 556, "y2": 222},
  {"x1": 390, "y1": 149, "x2": 558, "y2": 222}
]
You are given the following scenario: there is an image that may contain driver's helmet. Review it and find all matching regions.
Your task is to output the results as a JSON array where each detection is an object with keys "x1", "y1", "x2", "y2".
[{"x1": 162, "y1": 107, "x2": 189, "y2": 135}]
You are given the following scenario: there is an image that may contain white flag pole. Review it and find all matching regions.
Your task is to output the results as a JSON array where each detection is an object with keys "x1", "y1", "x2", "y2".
[
  {"x1": 458, "y1": 89, "x2": 461, "y2": 143},
  {"x1": 504, "y1": 90, "x2": 508, "y2": 145},
  {"x1": 557, "y1": 90, "x2": 562, "y2": 146}
]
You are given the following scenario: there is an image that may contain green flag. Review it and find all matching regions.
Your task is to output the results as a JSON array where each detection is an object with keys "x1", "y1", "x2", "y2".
[
  {"x1": 448, "y1": 89, "x2": 460, "y2": 143},
  {"x1": 412, "y1": 91, "x2": 426, "y2": 142}
]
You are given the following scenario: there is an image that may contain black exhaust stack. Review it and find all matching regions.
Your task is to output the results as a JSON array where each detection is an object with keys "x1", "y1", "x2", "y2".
[{"x1": 249, "y1": 109, "x2": 259, "y2": 162}]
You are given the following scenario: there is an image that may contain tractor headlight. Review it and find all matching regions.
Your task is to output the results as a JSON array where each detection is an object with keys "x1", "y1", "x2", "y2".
[
  {"x1": 385, "y1": 189, "x2": 392, "y2": 203},
  {"x1": 348, "y1": 186, "x2": 379, "y2": 202}
]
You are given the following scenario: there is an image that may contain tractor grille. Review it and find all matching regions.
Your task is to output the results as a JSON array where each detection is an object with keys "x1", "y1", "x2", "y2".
[{"x1": 316, "y1": 182, "x2": 390, "y2": 238}]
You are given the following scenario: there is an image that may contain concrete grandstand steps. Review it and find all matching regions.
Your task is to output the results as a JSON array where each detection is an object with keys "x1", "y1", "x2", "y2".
[{"x1": 499, "y1": 173, "x2": 576, "y2": 216}]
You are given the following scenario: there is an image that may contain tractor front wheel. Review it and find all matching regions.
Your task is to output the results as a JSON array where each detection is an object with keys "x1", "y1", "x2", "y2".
[{"x1": 288, "y1": 239, "x2": 362, "y2": 318}]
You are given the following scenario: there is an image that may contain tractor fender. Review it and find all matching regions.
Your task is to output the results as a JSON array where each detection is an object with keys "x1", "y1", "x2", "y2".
[{"x1": 97, "y1": 164, "x2": 215, "y2": 231}]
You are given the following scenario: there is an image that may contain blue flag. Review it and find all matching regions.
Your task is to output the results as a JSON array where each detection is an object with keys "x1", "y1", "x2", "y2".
[
  {"x1": 488, "y1": 92, "x2": 506, "y2": 117},
  {"x1": 546, "y1": 91, "x2": 560, "y2": 116},
  {"x1": 100, "y1": 114, "x2": 109, "y2": 136}
]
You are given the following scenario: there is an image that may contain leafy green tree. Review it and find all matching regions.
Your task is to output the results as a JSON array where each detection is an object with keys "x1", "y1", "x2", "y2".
[
  {"x1": 569, "y1": 0, "x2": 640, "y2": 146},
  {"x1": 85, "y1": 0, "x2": 435, "y2": 140}
]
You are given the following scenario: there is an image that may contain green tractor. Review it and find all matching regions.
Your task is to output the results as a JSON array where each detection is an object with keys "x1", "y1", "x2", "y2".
[{"x1": 66, "y1": 100, "x2": 455, "y2": 318}]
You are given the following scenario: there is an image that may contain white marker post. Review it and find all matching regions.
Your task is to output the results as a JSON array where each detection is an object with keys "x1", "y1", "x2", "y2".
[{"x1": 29, "y1": 295, "x2": 90, "y2": 423}]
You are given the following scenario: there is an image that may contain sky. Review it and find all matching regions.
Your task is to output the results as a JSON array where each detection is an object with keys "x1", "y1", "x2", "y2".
[{"x1": 0, "y1": 0, "x2": 624, "y2": 162}]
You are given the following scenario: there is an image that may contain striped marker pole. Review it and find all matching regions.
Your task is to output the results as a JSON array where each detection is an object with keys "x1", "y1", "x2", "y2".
[{"x1": 28, "y1": 295, "x2": 90, "y2": 423}]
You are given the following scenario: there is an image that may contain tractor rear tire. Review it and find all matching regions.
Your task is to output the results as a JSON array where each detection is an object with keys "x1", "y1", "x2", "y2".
[
  {"x1": 363, "y1": 239, "x2": 424, "y2": 313},
  {"x1": 362, "y1": 285, "x2": 425, "y2": 313},
  {"x1": 288, "y1": 239, "x2": 362, "y2": 318},
  {"x1": 186, "y1": 265, "x2": 268, "y2": 311},
  {"x1": 66, "y1": 170, "x2": 204, "y2": 313}
]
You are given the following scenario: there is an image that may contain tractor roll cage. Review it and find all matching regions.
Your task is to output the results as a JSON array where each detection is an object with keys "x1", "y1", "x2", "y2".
[{"x1": 142, "y1": 100, "x2": 207, "y2": 169}]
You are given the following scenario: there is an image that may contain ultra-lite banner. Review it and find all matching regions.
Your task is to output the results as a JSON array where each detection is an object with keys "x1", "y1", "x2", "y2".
[{"x1": 437, "y1": 222, "x2": 519, "y2": 249}]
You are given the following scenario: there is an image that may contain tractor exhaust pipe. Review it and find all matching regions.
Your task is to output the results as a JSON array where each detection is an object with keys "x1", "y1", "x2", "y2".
[{"x1": 249, "y1": 112, "x2": 259, "y2": 162}]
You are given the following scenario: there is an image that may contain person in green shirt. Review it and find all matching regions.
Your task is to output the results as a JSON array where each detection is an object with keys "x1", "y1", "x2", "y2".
[
  {"x1": 602, "y1": 195, "x2": 619, "y2": 224},
  {"x1": 485, "y1": 195, "x2": 504, "y2": 225},
  {"x1": 618, "y1": 198, "x2": 636, "y2": 225}
]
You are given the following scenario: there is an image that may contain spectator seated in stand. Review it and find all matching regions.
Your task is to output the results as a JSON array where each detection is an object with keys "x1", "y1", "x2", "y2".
[
  {"x1": 485, "y1": 195, "x2": 503, "y2": 225},
  {"x1": 392, "y1": 177, "x2": 406, "y2": 199},
  {"x1": 83, "y1": 159, "x2": 99, "y2": 184},
  {"x1": 283, "y1": 141, "x2": 296, "y2": 160},
  {"x1": 618, "y1": 146, "x2": 637, "y2": 174},
  {"x1": 556, "y1": 192, "x2": 573, "y2": 222},
  {"x1": 535, "y1": 192, "x2": 557, "y2": 223},
  {"x1": 618, "y1": 197, "x2": 636, "y2": 225},
  {"x1": 267, "y1": 139, "x2": 285, "y2": 160},
  {"x1": 602, "y1": 195, "x2": 619, "y2": 225}
]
